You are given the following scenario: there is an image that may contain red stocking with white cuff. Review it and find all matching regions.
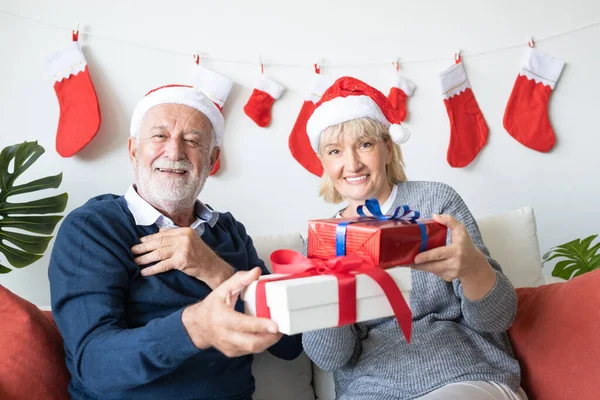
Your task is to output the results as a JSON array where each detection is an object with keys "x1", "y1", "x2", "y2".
[
  {"x1": 288, "y1": 73, "x2": 334, "y2": 177},
  {"x1": 439, "y1": 59, "x2": 488, "y2": 168},
  {"x1": 388, "y1": 76, "x2": 416, "y2": 122},
  {"x1": 191, "y1": 65, "x2": 234, "y2": 175},
  {"x1": 503, "y1": 47, "x2": 565, "y2": 152},
  {"x1": 244, "y1": 74, "x2": 285, "y2": 127},
  {"x1": 45, "y1": 39, "x2": 101, "y2": 157}
]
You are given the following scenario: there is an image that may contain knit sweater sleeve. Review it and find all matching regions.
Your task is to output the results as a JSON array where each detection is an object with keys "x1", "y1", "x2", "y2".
[
  {"x1": 437, "y1": 184, "x2": 518, "y2": 333},
  {"x1": 49, "y1": 209, "x2": 199, "y2": 392},
  {"x1": 302, "y1": 326, "x2": 362, "y2": 371}
]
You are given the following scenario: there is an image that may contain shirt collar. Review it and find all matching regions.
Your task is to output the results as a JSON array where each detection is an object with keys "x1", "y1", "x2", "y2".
[{"x1": 124, "y1": 185, "x2": 218, "y2": 229}]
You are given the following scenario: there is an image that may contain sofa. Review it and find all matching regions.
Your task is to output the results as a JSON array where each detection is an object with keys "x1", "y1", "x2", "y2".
[{"x1": 1, "y1": 206, "x2": 599, "y2": 400}]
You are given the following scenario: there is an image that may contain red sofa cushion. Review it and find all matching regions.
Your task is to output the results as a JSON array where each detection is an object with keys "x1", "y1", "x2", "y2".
[
  {"x1": 508, "y1": 269, "x2": 600, "y2": 400},
  {"x1": 0, "y1": 284, "x2": 70, "y2": 400}
]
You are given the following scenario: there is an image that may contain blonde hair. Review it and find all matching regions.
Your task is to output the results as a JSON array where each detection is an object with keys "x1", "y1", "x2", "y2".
[{"x1": 317, "y1": 118, "x2": 408, "y2": 204}]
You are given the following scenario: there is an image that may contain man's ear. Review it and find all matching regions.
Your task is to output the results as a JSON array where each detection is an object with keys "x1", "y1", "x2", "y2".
[
  {"x1": 128, "y1": 137, "x2": 138, "y2": 167},
  {"x1": 209, "y1": 146, "x2": 221, "y2": 170}
]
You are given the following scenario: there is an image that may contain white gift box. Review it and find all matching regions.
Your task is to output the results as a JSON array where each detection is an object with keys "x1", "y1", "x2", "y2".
[{"x1": 241, "y1": 266, "x2": 412, "y2": 335}]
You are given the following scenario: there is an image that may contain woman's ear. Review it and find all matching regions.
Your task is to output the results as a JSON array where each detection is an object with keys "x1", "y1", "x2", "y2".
[{"x1": 385, "y1": 139, "x2": 394, "y2": 164}]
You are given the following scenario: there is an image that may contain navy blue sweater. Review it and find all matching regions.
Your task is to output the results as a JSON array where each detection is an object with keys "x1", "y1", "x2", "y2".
[{"x1": 48, "y1": 194, "x2": 302, "y2": 400}]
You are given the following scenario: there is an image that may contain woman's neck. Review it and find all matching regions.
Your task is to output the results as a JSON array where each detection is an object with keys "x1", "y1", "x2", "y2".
[{"x1": 342, "y1": 183, "x2": 393, "y2": 218}]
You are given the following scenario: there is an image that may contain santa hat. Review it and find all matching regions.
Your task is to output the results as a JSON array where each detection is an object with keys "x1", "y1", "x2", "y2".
[
  {"x1": 130, "y1": 84, "x2": 225, "y2": 146},
  {"x1": 306, "y1": 76, "x2": 411, "y2": 153}
]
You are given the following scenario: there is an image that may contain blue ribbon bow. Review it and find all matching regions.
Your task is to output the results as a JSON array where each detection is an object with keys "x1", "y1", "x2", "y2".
[{"x1": 335, "y1": 199, "x2": 428, "y2": 257}]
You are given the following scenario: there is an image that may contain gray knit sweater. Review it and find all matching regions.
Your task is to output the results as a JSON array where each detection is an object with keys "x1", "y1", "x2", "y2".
[{"x1": 302, "y1": 181, "x2": 520, "y2": 400}]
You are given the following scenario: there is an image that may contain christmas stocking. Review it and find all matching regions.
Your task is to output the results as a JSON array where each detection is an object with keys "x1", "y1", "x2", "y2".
[
  {"x1": 439, "y1": 60, "x2": 488, "y2": 168},
  {"x1": 191, "y1": 65, "x2": 234, "y2": 175},
  {"x1": 503, "y1": 47, "x2": 565, "y2": 152},
  {"x1": 45, "y1": 40, "x2": 101, "y2": 157},
  {"x1": 388, "y1": 75, "x2": 416, "y2": 122},
  {"x1": 243, "y1": 74, "x2": 285, "y2": 127},
  {"x1": 288, "y1": 73, "x2": 334, "y2": 177}
]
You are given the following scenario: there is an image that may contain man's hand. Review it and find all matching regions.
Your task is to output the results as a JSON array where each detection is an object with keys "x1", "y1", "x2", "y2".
[
  {"x1": 132, "y1": 227, "x2": 234, "y2": 289},
  {"x1": 182, "y1": 267, "x2": 283, "y2": 357},
  {"x1": 413, "y1": 214, "x2": 497, "y2": 300}
]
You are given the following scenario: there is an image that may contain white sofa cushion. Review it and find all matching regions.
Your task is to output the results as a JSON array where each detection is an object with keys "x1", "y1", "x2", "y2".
[
  {"x1": 251, "y1": 233, "x2": 315, "y2": 400},
  {"x1": 251, "y1": 233, "x2": 305, "y2": 273},
  {"x1": 477, "y1": 206, "x2": 545, "y2": 288}
]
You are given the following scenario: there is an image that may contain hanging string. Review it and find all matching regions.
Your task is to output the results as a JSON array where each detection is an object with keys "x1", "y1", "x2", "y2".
[{"x1": 2, "y1": 8, "x2": 599, "y2": 68}]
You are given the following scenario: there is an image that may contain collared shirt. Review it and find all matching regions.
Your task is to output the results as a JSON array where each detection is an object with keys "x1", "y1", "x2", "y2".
[{"x1": 124, "y1": 185, "x2": 219, "y2": 235}]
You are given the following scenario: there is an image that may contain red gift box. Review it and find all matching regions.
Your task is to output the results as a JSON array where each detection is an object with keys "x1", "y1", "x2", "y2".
[{"x1": 308, "y1": 217, "x2": 447, "y2": 268}]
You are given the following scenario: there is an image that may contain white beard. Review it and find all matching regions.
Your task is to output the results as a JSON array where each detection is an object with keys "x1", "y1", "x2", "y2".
[{"x1": 135, "y1": 155, "x2": 210, "y2": 213}]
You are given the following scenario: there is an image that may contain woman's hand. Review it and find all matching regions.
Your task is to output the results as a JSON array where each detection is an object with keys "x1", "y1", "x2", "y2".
[{"x1": 412, "y1": 214, "x2": 497, "y2": 300}]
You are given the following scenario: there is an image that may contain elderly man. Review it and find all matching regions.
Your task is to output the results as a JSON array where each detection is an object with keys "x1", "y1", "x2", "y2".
[{"x1": 48, "y1": 84, "x2": 302, "y2": 400}]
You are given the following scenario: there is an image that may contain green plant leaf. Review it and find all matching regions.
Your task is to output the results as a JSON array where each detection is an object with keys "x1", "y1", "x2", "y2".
[
  {"x1": 543, "y1": 252, "x2": 578, "y2": 264},
  {"x1": 0, "y1": 141, "x2": 68, "y2": 274},
  {"x1": 8, "y1": 173, "x2": 63, "y2": 197},
  {"x1": 0, "y1": 193, "x2": 68, "y2": 215},
  {"x1": 0, "y1": 242, "x2": 43, "y2": 268},
  {"x1": 0, "y1": 215, "x2": 63, "y2": 235},
  {"x1": 584, "y1": 242, "x2": 600, "y2": 260},
  {"x1": 552, "y1": 261, "x2": 582, "y2": 280},
  {"x1": 0, "y1": 230, "x2": 53, "y2": 254},
  {"x1": 556, "y1": 238, "x2": 581, "y2": 251},
  {"x1": 580, "y1": 234, "x2": 598, "y2": 249},
  {"x1": 589, "y1": 254, "x2": 600, "y2": 270}
]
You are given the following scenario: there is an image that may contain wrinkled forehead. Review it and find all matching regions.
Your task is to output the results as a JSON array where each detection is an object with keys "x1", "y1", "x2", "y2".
[{"x1": 140, "y1": 103, "x2": 214, "y2": 136}]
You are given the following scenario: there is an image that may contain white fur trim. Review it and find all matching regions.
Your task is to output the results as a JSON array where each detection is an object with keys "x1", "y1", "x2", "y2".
[
  {"x1": 129, "y1": 86, "x2": 225, "y2": 146},
  {"x1": 190, "y1": 66, "x2": 233, "y2": 108},
  {"x1": 519, "y1": 47, "x2": 565, "y2": 89},
  {"x1": 389, "y1": 124, "x2": 410, "y2": 144},
  {"x1": 391, "y1": 76, "x2": 416, "y2": 97},
  {"x1": 254, "y1": 74, "x2": 285, "y2": 99},
  {"x1": 45, "y1": 41, "x2": 87, "y2": 82},
  {"x1": 439, "y1": 62, "x2": 471, "y2": 99},
  {"x1": 306, "y1": 74, "x2": 335, "y2": 103},
  {"x1": 306, "y1": 95, "x2": 391, "y2": 152}
]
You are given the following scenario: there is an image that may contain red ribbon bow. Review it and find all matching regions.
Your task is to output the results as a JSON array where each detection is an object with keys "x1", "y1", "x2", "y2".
[{"x1": 255, "y1": 249, "x2": 412, "y2": 343}]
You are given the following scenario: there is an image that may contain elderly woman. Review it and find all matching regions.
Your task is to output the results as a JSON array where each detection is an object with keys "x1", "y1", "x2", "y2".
[{"x1": 301, "y1": 77, "x2": 527, "y2": 400}]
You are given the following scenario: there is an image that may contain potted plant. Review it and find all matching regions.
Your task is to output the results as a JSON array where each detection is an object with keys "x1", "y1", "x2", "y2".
[
  {"x1": 0, "y1": 141, "x2": 68, "y2": 273},
  {"x1": 542, "y1": 235, "x2": 600, "y2": 280}
]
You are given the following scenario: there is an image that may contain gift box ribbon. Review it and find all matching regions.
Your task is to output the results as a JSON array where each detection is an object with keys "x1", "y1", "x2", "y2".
[
  {"x1": 336, "y1": 199, "x2": 428, "y2": 257},
  {"x1": 254, "y1": 249, "x2": 412, "y2": 343}
]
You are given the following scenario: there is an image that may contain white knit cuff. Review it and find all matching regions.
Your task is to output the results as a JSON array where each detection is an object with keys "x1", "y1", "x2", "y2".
[
  {"x1": 391, "y1": 76, "x2": 416, "y2": 97},
  {"x1": 307, "y1": 74, "x2": 335, "y2": 103},
  {"x1": 45, "y1": 41, "x2": 87, "y2": 82},
  {"x1": 191, "y1": 66, "x2": 233, "y2": 108},
  {"x1": 519, "y1": 47, "x2": 565, "y2": 89},
  {"x1": 439, "y1": 62, "x2": 471, "y2": 99},
  {"x1": 254, "y1": 74, "x2": 285, "y2": 99}
]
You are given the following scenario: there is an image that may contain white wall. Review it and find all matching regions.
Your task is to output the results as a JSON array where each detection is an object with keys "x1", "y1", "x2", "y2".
[{"x1": 1, "y1": 0, "x2": 599, "y2": 305}]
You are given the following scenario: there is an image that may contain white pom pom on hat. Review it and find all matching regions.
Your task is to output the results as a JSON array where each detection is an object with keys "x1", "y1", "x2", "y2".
[
  {"x1": 305, "y1": 76, "x2": 411, "y2": 153},
  {"x1": 129, "y1": 84, "x2": 225, "y2": 146}
]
